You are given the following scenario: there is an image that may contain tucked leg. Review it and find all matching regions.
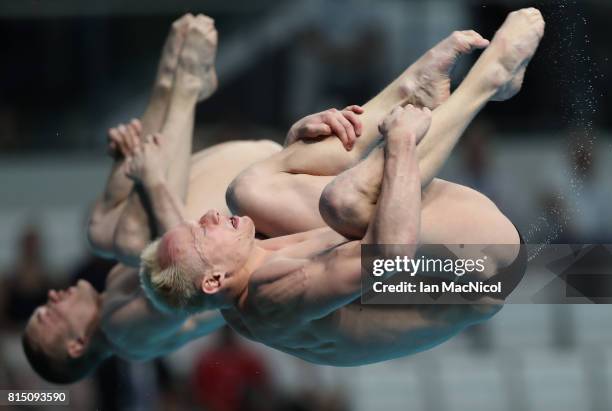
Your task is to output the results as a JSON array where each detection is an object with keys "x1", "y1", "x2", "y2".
[
  {"x1": 113, "y1": 15, "x2": 218, "y2": 264},
  {"x1": 231, "y1": 9, "x2": 544, "y2": 240},
  {"x1": 87, "y1": 15, "x2": 193, "y2": 256}
]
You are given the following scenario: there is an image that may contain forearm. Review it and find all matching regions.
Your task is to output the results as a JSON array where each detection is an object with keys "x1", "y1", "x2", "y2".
[
  {"x1": 140, "y1": 177, "x2": 187, "y2": 235},
  {"x1": 301, "y1": 133, "x2": 422, "y2": 319},
  {"x1": 363, "y1": 136, "x2": 420, "y2": 249},
  {"x1": 112, "y1": 175, "x2": 183, "y2": 264}
]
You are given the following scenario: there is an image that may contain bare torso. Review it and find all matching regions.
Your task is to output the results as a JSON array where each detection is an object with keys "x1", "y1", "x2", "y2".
[{"x1": 220, "y1": 179, "x2": 515, "y2": 366}]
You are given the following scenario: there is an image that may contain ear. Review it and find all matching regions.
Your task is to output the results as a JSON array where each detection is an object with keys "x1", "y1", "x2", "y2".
[
  {"x1": 201, "y1": 271, "x2": 226, "y2": 295},
  {"x1": 66, "y1": 337, "x2": 87, "y2": 359}
]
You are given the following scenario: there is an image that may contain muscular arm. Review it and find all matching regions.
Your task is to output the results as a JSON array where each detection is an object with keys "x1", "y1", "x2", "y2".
[
  {"x1": 361, "y1": 131, "x2": 420, "y2": 249},
  {"x1": 140, "y1": 179, "x2": 186, "y2": 235},
  {"x1": 120, "y1": 137, "x2": 187, "y2": 266},
  {"x1": 254, "y1": 108, "x2": 425, "y2": 321},
  {"x1": 103, "y1": 264, "x2": 224, "y2": 359},
  {"x1": 116, "y1": 179, "x2": 186, "y2": 266},
  {"x1": 87, "y1": 122, "x2": 142, "y2": 256}
]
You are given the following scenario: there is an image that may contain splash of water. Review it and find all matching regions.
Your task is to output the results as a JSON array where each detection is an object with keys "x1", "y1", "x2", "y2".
[{"x1": 525, "y1": 0, "x2": 601, "y2": 260}]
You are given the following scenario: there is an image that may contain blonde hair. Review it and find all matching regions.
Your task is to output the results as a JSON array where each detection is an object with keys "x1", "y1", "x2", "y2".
[{"x1": 139, "y1": 239, "x2": 209, "y2": 314}]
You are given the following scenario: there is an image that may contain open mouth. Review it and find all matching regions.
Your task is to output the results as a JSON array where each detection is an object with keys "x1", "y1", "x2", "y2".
[{"x1": 230, "y1": 216, "x2": 239, "y2": 229}]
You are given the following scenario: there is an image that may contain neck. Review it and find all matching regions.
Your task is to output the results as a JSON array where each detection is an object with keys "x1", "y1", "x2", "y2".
[
  {"x1": 85, "y1": 319, "x2": 113, "y2": 361},
  {"x1": 224, "y1": 244, "x2": 272, "y2": 308},
  {"x1": 85, "y1": 293, "x2": 114, "y2": 358}
]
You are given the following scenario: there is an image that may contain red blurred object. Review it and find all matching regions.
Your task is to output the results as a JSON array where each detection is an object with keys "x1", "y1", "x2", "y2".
[{"x1": 192, "y1": 327, "x2": 270, "y2": 411}]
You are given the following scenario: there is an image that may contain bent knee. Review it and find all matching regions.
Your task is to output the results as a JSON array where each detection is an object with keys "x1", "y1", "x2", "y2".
[
  {"x1": 319, "y1": 180, "x2": 369, "y2": 239},
  {"x1": 226, "y1": 167, "x2": 271, "y2": 216}
]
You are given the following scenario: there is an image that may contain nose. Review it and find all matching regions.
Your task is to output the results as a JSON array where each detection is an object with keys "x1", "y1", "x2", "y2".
[{"x1": 199, "y1": 210, "x2": 221, "y2": 226}]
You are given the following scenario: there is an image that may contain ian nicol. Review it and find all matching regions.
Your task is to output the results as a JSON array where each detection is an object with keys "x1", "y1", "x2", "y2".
[{"x1": 372, "y1": 281, "x2": 503, "y2": 294}]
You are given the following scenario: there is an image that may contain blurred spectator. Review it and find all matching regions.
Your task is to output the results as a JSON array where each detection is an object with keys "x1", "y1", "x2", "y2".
[
  {"x1": 0, "y1": 223, "x2": 52, "y2": 329},
  {"x1": 287, "y1": 0, "x2": 387, "y2": 119},
  {"x1": 192, "y1": 326, "x2": 272, "y2": 411},
  {"x1": 459, "y1": 120, "x2": 499, "y2": 201}
]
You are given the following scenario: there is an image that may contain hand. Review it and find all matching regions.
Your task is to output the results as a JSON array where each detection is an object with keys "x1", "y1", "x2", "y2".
[
  {"x1": 107, "y1": 119, "x2": 142, "y2": 159},
  {"x1": 125, "y1": 134, "x2": 165, "y2": 185},
  {"x1": 286, "y1": 105, "x2": 364, "y2": 150},
  {"x1": 378, "y1": 105, "x2": 432, "y2": 145}
]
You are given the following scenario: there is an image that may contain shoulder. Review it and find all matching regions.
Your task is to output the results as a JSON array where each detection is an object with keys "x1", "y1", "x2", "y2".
[
  {"x1": 244, "y1": 257, "x2": 317, "y2": 326},
  {"x1": 249, "y1": 257, "x2": 312, "y2": 304},
  {"x1": 105, "y1": 263, "x2": 139, "y2": 291}
]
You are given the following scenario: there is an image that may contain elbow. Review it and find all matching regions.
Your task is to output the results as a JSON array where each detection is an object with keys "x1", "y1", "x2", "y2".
[
  {"x1": 86, "y1": 204, "x2": 116, "y2": 259},
  {"x1": 112, "y1": 217, "x2": 148, "y2": 267}
]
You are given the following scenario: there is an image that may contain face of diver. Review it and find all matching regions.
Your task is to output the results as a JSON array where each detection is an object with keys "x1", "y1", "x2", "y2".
[
  {"x1": 157, "y1": 209, "x2": 256, "y2": 286},
  {"x1": 25, "y1": 279, "x2": 100, "y2": 358}
]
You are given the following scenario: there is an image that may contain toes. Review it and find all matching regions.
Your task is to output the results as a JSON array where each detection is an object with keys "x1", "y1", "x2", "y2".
[
  {"x1": 186, "y1": 15, "x2": 218, "y2": 48},
  {"x1": 173, "y1": 13, "x2": 193, "y2": 36},
  {"x1": 195, "y1": 14, "x2": 215, "y2": 26},
  {"x1": 453, "y1": 30, "x2": 489, "y2": 51},
  {"x1": 465, "y1": 30, "x2": 490, "y2": 47},
  {"x1": 525, "y1": 7, "x2": 542, "y2": 18},
  {"x1": 190, "y1": 14, "x2": 215, "y2": 34}
]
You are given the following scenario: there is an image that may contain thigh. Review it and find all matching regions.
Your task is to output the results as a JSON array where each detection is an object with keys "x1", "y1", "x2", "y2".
[
  {"x1": 184, "y1": 140, "x2": 282, "y2": 220},
  {"x1": 420, "y1": 179, "x2": 519, "y2": 245}
]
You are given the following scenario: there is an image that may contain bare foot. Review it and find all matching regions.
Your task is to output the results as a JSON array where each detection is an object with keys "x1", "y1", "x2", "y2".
[
  {"x1": 178, "y1": 15, "x2": 218, "y2": 101},
  {"x1": 380, "y1": 104, "x2": 432, "y2": 145},
  {"x1": 485, "y1": 8, "x2": 546, "y2": 101},
  {"x1": 400, "y1": 30, "x2": 490, "y2": 109},
  {"x1": 154, "y1": 14, "x2": 193, "y2": 91}
]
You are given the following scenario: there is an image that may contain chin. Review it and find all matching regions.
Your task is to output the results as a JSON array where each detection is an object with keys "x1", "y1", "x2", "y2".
[{"x1": 243, "y1": 216, "x2": 256, "y2": 236}]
